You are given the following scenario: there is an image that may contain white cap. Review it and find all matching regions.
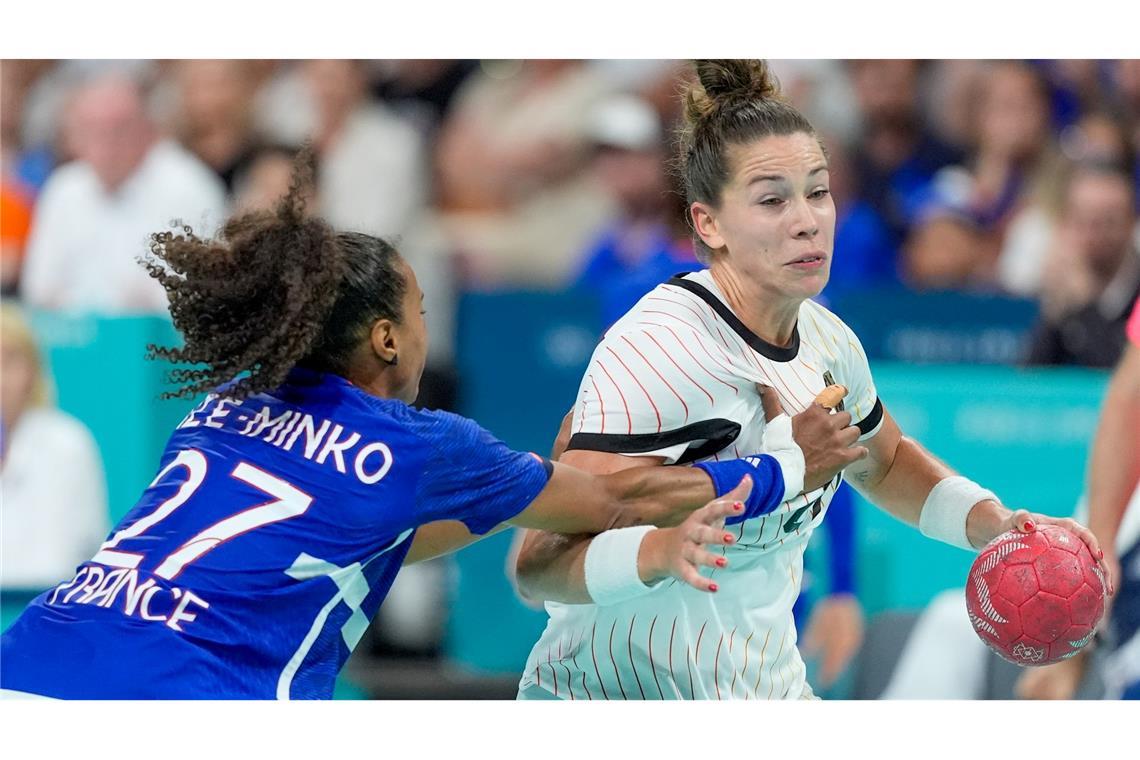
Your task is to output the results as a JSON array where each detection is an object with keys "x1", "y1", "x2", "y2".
[{"x1": 586, "y1": 95, "x2": 662, "y2": 152}]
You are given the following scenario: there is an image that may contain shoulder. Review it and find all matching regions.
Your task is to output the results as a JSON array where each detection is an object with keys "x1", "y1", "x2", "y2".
[
  {"x1": 148, "y1": 141, "x2": 226, "y2": 198},
  {"x1": 604, "y1": 272, "x2": 721, "y2": 340},
  {"x1": 36, "y1": 161, "x2": 95, "y2": 206}
]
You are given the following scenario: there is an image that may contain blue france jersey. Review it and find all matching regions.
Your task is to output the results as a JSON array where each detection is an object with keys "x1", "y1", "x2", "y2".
[{"x1": 0, "y1": 369, "x2": 551, "y2": 699}]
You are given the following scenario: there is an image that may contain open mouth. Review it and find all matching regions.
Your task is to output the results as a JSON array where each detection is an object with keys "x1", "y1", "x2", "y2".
[{"x1": 788, "y1": 254, "x2": 826, "y2": 266}]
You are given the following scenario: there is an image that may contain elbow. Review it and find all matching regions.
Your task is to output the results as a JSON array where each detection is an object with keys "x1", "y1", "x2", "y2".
[
  {"x1": 597, "y1": 472, "x2": 645, "y2": 531},
  {"x1": 513, "y1": 547, "x2": 542, "y2": 603}
]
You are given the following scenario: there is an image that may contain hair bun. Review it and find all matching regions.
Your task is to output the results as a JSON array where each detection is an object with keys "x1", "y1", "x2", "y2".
[{"x1": 695, "y1": 60, "x2": 780, "y2": 102}]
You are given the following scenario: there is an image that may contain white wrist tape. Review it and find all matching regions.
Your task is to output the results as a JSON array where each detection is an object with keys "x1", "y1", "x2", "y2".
[
  {"x1": 762, "y1": 413, "x2": 805, "y2": 502},
  {"x1": 919, "y1": 476, "x2": 998, "y2": 551},
  {"x1": 584, "y1": 525, "x2": 664, "y2": 606}
]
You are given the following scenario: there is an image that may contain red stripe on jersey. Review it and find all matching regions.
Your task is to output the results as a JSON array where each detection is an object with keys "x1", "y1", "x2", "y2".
[
  {"x1": 588, "y1": 375, "x2": 606, "y2": 434},
  {"x1": 646, "y1": 295, "x2": 720, "y2": 338},
  {"x1": 548, "y1": 645, "x2": 558, "y2": 697},
  {"x1": 642, "y1": 330, "x2": 712, "y2": 406},
  {"x1": 608, "y1": 619, "x2": 629, "y2": 699},
  {"x1": 662, "y1": 290, "x2": 743, "y2": 358},
  {"x1": 740, "y1": 630, "x2": 755, "y2": 692},
  {"x1": 694, "y1": 620, "x2": 708, "y2": 662},
  {"x1": 686, "y1": 645, "x2": 695, "y2": 700},
  {"x1": 621, "y1": 334, "x2": 690, "y2": 422},
  {"x1": 573, "y1": 629, "x2": 593, "y2": 701},
  {"x1": 627, "y1": 615, "x2": 647, "y2": 699},
  {"x1": 783, "y1": 357, "x2": 819, "y2": 403},
  {"x1": 668, "y1": 618, "x2": 678, "y2": 697},
  {"x1": 559, "y1": 638, "x2": 574, "y2": 700},
  {"x1": 647, "y1": 615, "x2": 664, "y2": 699},
  {"x1": 597, "y1": 360, "x2": 633, "y2": 435},
  {"x1": 591, "y1": 623, "x2": 609, "y2": 700},
  {"x1": 754, "y1": 629, "x2": 772, "y2": 692},
  {"x1": 607, "y1": 345, "x2": 661, "y2": 432},
  {"x1": 714, "y1": 634, "x2": 725, "y2": 700},
  {"x1": 768, "y1": 631, "x2": 788, "y2": 699},
  {"x1": 641, "y1": 319, "x2": 738, "y2": 395}
]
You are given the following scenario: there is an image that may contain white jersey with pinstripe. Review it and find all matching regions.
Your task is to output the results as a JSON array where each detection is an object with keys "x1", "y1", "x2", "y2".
[{"x1": 518, "y1": 269, "x2": 884, "y2": 700}]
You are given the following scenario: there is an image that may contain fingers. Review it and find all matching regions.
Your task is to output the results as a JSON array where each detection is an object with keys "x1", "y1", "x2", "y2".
[
  {"x1": 678, "y1": 564, "x2": 719, "y2": 593},
  {"x1": 1052, "y1": 518, "x2": 1113, "y2": 596},
  {"x1": 813, "y1": 384, "x2": 848, "y2": 410},
  {"x1": 758, "y1": 384, "x2": 785, "y2": 422},
  {"x1": 721, "y1": 474, "x2": 753, "y2": 506},
  {"x1": 1017, "y1": 514, "x2": 1115, "y2": 596},
  {"x1": 1010, "y1": 509, "x2": 1036, "y2": 533}
]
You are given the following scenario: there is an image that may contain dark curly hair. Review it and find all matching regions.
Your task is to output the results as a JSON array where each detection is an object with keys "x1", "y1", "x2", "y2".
[
  {"x1": 142, "y1": 150, "x2": 407, "y2": 400},
  {"x1": 675, "y1": 60, "x2": 820, "y2": 261}
]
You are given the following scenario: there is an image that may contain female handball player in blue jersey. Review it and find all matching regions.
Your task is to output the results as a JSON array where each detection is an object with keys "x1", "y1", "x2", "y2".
[{"x1": 0, "y1": 160, "x2": 840, "y2": 700}]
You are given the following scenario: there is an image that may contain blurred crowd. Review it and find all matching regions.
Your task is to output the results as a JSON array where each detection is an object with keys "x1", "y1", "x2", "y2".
[
  {"x1": 2, "y1": 59, "x2": 1138, "y2": 369},
  {"x1": 2, "y1": 60, "x2": 1139, "y2": 694}
]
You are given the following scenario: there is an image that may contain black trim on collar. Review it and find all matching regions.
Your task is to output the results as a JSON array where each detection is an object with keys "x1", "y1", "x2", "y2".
[
  {"x1": 856, "y1": 397, "x2": 884, "y2": 436},
  {"x1": 565, "y1": 418, "x2": 742, "y2": 465},
  {"x1": 665, "y1": 274, "x2": 800, "y2": 362}
]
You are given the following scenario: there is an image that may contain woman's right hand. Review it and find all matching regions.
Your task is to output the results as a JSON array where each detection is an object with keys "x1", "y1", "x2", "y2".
[
  {"x1": 637, "y1": 476, "x2": 752, "y2": 593},
  {"x1": 759, "y1": 385, "x2": 868, "y2": 493}
]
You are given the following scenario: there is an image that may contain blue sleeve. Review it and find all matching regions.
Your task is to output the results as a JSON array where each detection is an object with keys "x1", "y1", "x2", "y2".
[
  {"x1": 825, "y1": 482, "x2": 856, "y2": 595},
  {"x1": 414, "y1": 411, "x2": 553, "y2": 535}
]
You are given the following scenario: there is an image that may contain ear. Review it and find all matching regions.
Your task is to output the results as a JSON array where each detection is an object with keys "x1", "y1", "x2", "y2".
[
  {"x1": 690, "y1": 201, "x2": 726, "y2": 252},
  {"x1": 369, "y1": 319, "x2": 399, "y2": 365}
]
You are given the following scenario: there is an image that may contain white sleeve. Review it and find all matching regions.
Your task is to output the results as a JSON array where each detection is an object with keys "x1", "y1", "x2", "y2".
[
  {"x1": 566, "y1": 326, "x2": 740, "y2": 464},
  {"x1": 834, "y1": 321, "x2": 884, "y2": 441},
  {"x1": 20, "y1": 172, "x2": 72, "y2": 309}
]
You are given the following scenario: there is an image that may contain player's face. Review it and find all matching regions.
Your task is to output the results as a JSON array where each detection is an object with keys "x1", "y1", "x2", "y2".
[
  {"x1": 391, "y1": 260, "x2": 429, "y2": 404},
  {"x1": 693, "y1": 132, "x2": 835, "y2": 302}
]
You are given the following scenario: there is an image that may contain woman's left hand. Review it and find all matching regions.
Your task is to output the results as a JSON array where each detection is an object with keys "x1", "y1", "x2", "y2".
[{"x1": 990, "y1": 508, "x2": 1114, "y2": 597}]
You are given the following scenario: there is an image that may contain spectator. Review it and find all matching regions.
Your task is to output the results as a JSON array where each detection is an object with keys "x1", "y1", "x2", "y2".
[
  {"x1": 1108, "y1": 60, "x2": 1140, "y2": 190},
  {"x1": 231, "y1": 143, "x2": 318, "y2": 214},
  {"x1": 167, "y1": 59, "x2": 260, "y2": 196},
  {"x1": 905, "y1": 61, "x2": 1060, "y2": 290},
  {"x1": 1000, "y1": 112, "x2": 1135, "y2": 301},
  {"x1": 2, "y1": 62, "x2": 46, "y2": 294},
  {"x1": 19, "y1": 71, "x2": 226, "y2": 314},
  {"x1": 570, "y1": 94, "x2": 697, "y2": 327},
  {"x1": 370, "y1": 59, "x2": 479, "y2": 140},
  {"x1": 302, "y1": 59, "x2": 427, "y2": 239},
  {"x1": 1027, "y1": 162, "x2": 1140, "y2": 368},
  {"x1": 0, "y1": 302, "x2": 109, "y2": 591},
  {"x1": 434, "y1": 60, "x2": 617, "y2": 286},
  {"x1": 826, "y1": 60, "x2": 964, "y2": 303}
]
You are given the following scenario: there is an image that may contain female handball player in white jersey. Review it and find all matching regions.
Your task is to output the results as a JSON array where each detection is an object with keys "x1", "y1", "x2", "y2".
[
  {"x1": 0, "y1": 155, "x2": 846, "y2": 700},
  {"x1": 514, "y1": 60, "x2": 1112, "y2": 701}
]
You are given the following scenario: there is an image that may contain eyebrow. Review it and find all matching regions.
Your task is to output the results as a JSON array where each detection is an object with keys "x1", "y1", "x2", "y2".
[{"x1": 746, "y1": 165, "x2": 830, "y2": 186}]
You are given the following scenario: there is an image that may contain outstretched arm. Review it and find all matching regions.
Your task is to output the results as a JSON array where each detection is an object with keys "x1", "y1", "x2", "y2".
[{"x1": 843, "y1": 406, "x2": 1111, "y2": 585}]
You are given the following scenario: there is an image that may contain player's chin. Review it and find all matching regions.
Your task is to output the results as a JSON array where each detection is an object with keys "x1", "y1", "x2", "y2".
[{"x1": 784, "y1": 269, "x2": 830, "y2": 298}]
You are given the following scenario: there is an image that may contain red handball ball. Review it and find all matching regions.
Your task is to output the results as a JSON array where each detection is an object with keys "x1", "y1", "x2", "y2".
[{"x1": 965, "y1": 524, "x2": 1106, "y2": 666}]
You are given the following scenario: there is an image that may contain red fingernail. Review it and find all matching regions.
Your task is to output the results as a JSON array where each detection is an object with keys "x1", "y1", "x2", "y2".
[
  {"x1": 716, "y1": 558, "x2": 727, "y2": 567},
  {"x1": 723, "y1": 533, "x2": 733, "y2": 544},
  {"x1": 1024, "y1": 521, "x2": 1035, "y2": 531},
  {"x1": 733, "y1": 502, "x2": 744, "y2": 512},
  {"x1": 709, "y1": 583, "x2": 718, "y2": 593},
  {"x1": 1099, "y1": 550, "x2": 1104, "y2": 559}
]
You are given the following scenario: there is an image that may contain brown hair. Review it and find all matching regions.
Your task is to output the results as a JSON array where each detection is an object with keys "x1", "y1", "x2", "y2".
[
  {"x1": 142, "y1": 150, "x2": 407, "y2": 400},
  {"x1": 676, "y1": 60, "x2": 819, "y2": 259}
]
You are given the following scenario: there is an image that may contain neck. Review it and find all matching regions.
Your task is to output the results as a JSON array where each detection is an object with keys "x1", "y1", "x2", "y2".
[
  {"x1": 344, "y1": 362, "x2": 405, "y2": 403},
  {"x1": 708, "y1": 260, "x2": 802, "y2": 347}
]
